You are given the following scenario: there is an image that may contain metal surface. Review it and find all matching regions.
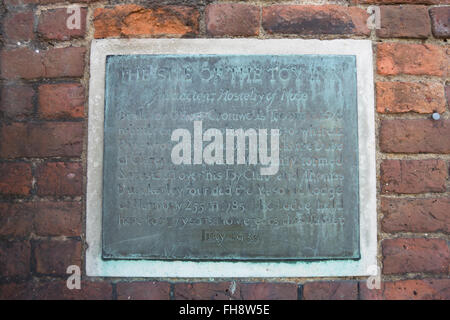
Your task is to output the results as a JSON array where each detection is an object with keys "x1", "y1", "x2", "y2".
[{"x1": 102, "y1": 54, "x2": 360, "y2": 260}]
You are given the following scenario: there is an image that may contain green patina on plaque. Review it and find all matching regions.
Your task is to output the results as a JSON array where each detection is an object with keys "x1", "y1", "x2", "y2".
[{"x1": 102, "y1": 54, "x2": 359, "y2": 260}]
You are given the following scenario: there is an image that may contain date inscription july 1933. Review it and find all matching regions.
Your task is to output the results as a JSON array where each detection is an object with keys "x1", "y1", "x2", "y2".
[{"x1": 102, "y1": 54, "x2": 360, "y2": 260}]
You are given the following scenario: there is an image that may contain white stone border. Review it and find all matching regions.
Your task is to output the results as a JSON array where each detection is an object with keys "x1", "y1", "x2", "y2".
[{"x1": 86, "y1": 39, "x2": 376, "y2": 277}]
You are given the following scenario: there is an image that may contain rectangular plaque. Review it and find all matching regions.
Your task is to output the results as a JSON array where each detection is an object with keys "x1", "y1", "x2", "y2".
[{"x1": 102, "y1": 54, "x2": 360, "y2": 260}]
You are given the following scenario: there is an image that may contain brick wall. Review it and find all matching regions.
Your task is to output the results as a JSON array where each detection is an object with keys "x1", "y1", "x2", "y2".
[{"x1": 0, "y1": 0, "x2": 449, "y2": 300}]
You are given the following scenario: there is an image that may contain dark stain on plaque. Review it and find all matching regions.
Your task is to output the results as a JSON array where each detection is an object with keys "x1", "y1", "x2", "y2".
[{"x1": 102, "y1": 54, "x2": 360, "y2": 260}]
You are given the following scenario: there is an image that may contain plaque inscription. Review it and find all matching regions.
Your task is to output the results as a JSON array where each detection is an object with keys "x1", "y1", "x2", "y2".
[{"x1": 102, "y1": 54, "x2": 360, "y2": 260}]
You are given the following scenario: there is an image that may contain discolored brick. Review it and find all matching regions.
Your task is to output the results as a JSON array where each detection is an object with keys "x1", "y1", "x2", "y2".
[
  {"x1": 0, "y1": 163, "x2": 32, "y2": 195},
  {"x1": 262, "y1": 5, "x2": 370, "y2": 36},
  {"x1": 206, "y1": 3, "x2": 260, "y2": 36},
  {"x1": 117, "y1": 281, "x2": 170, "y2": 300},
  {"x1": 35, "y1": 162, "x2": 83, "y2": 197},
  {"x1": 376, "y1": 82, "x2": 446, "y2": 114},
  {"x1": 93, "y1": 5, "x2": 199, "y2": 38},
  {"x1": 381, "y1": 197, "x2": 450, "y2": 233},
  {"x1": 382, "y1": 238, "x2": 449, "y2": 274},
  {"x1": 380, "y1": 120, "x2": 450, "y2": 153},
  {"x1": 38, "y1": 83, "x2": 84, "y2": 119},
  {"x1": 377, "y1": 43, "x2": 447, "y2": 76},
  {"x1": 380, "y1": 160, "x2": 447, "y2": 194}
]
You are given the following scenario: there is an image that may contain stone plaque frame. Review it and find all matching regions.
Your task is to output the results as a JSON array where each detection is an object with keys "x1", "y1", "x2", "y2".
[{"x1": 86, "y1": 39, "x2": 376, "y2": 277}]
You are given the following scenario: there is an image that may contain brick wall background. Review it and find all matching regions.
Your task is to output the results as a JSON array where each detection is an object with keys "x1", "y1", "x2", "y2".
[{"x1": 0, "y1": 0, "x2": 449, "y2": 300}]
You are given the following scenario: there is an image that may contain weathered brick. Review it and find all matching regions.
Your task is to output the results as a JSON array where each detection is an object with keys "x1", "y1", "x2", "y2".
[
  {"x1": 376, "y1": 82, "x2": 446, "y2": 114},
  {"x1": 117, "y1": 281, "x2": 170, "y2": 300},
  {"x1": 206, "y1": 3, "x2": 260, "y2": 36},
  {"x1": 240, "y1": 283, "x2": 298, "y2": 300},
  {"x1": 38, "y1": 8, "x2": 87, "y2": 40},
  {"x1": 34, "y1": 201, "x2": 82, "y2": 236},
  {"x1": 430, "y1": 7, "x2": 450, "y2": 38},
  {"x1": 1, "y1": 85, "x2": 35, "y2": 119},
  {"x1": 0, "y1": 49, "x2": 42, "y2": 80},
  {"x1": 0, "y1": 201, "x2": 81, "y2": 237},
  {"x1": 377, "y1": 5, "x2": 430, "y2": 38},
  {"x1": 6, "y1": 0, "x2": 96, "y2": 4},
  {"x1": 93, "y1": 5, "x2": 199, "y2": 38},
  {"x1": 380, "y1": 120, "x2": 450, "y2": 153},
  {"x1": 35, "y1": 280, "x2": 112, "y2": 300},
  {"x1": 4, "y1": 11, "x2": 34, "y2": 42},
  {"x1": 0, "y1": 163, "x2": 32, "y2": 195},
  {"x1": 1, "y1": 47, "x2": 86, "y2": 79},
  {"x1": 446, "y1": 85, "x2": 450, "y2": 107},
  {"x1": 359, "y1": 279, "x2": 450, "y2": 300},
  {"x1": 262, "y1": 5, "x2": 370, "y2": 36},
  {"x1": 0, "y1": 122, "x2": 83, "y2": 158},
  {"x1": 380, "y1": 160, "x2": 447, "y2": 194},
  {"x1": 0, "y1": 282, "x2": 34, "y2": 300},
  {"x1": 34, "y1": 240, "x2": 81, "y2": 275},
  {"x1": 0, "y1": 202, "x2": 34, "y2": 237},
  {"x1": 382, "y1": 238, "x2": 449, "y2": 274},
  {"x1": 381, "y1": 197, "x2": 450, "y2": 233},
  {"x1": 174, "y1": 282, "x2": 242, "y2": 300},
  {"x1": 38, "y1": 84, "x2": 84, "y2": 119},
  {"x1": 377, "y1": 43, "x2": 448, "y2": 76},
  {"x1": 303, "y1": 281, "x2": 357, "y2": 300},
  {"x1": 383, "y1": 279, "x2": 450, "y2": 300},
  {"x1": 358, "y1": 280, "x2": 385, "y2": 300},
  {"x1": 0, "y1": 241, "x2": 31, "y2": 277},
  {"x1": 35, "y1": 162, "x2": 82, "y2": 197},
  {"x1": 357, "y1": 0, "x2": 447, "y2": 3}
]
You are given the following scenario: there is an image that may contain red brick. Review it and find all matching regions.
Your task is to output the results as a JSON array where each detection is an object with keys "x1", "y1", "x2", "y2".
[
  {"x1": 0, "y1": 280, "x2": 110, "y2": 300},
  {"x1": 117, "y1": 281, "x2": 170, "y2": 300},
  {"x1": 381, "y1": 197, "x2": 450, "y2": 233},
  {"x1": 34, "y1": 201, "x2": 82, "y2": 236},
  {"x1": 206, "y1": 3, "x2": 260, "y2": 37},
  {"x1": 0, "y1": 282, "x2": 34, "y2": 300},
  {"x1": 1, "y1": 49, "x2": 42, "y2": 80},
  {"x1": 240, "y1": 283, "x2": 298, "y2": 300},
  {"x1": 35, "y1": 162, "x2": 82, "y2": 197},
  {"x1": 0, "y1": 241, "x2": 31, "y2": 277},
  {"x1": 6, "y1": 0, "x2": 96, "y2": 5},
  {"x1": 174, "y1": 282, "x2": 242, "y2": 300},
  {"x1": 4, "y1": 0, "x2": 37, "y2": 4},
  {"x1": 359, "y1": 279, "x2": 450, "y2": 300},
  {"x1": 376, "y1": 82, "x2": 446, "y2": 114},
  {"x1": 93, "y1": 5, "x2": 199, "y2": 38},
  {"x1": 430, "y1": 7, "x2": 450, "y2": 38},
  {"x1": 377, "y1": 43, "x2": 448, "y2": 76},
  {"x1": 303, "y1": 281, "x2": 357, "y2": 300},
  {"x1": 4, "y1": 11, "x2": 35, "y2": 42},
  {"x1": 38, "y1": 84, "x2": 84, "y2": 119},
  {"x1": 262, "y1": 5, "x2": 370, "y2": 36},
  {"x1": 35, "y1": 280, "x2": 112, "y2": 300},
  {"x1": 0, "y1": 202, "x2": 34, "y2": 237},
  {"x1": 34, "y1": 240, "x2": 81, "y2": 275},
  {"x1": 383, "y1": 279, "x2": 450, "y2": 300},
  {"x1": 382, "y1": 238, "x2": 449, "y2": 274},
  {"x1": 0, "y1": 201, "x2": 81, "y2": 237},
  {"x1": 38, "y1": 8, "x2": 87, "y2": 40},
  {"x1": 376, "y1": 5, "x2": 430, "y2": 38},
  {"x1": 0, "y1": 122, "x2": 83, "y2": 158},
  {"x1": 0, "y1": 163, "x2": 32, "y2": 195},
  {"x1": 380, "y1": 120, "x2": 450, "y2": 153},
  {"x1": 357, "y1": 0, "x2": 448, "y2": 3},
  {"x1": 380, "y1": 160, "x2": 447, "y2": 194},
  {"x1": 1, "y1": 47, "x2": 86, "y2": 80},
  {"x1": 1, "y1": 85, "x2": 35, "y2": 119},
  {"x1": 359, "y1": 280, "x2": 384, "y2": 300}
]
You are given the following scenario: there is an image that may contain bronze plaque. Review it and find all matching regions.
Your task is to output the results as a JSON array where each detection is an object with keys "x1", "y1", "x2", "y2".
[{"x1": 102, "y1": 54, "x2": 360, "y2": 260}]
